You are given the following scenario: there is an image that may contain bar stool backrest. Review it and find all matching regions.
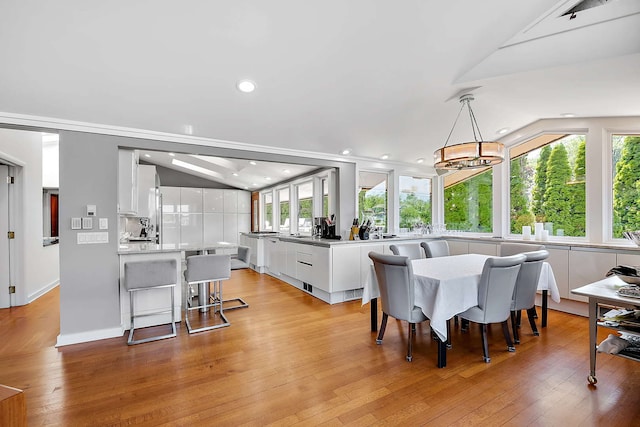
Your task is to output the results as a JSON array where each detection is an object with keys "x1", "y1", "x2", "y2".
[
  {"x1": 125, "y1": 259, "x2": 177, "y2": 290},
  {"x1": 185, "y1": 254, "x2": 231, "y2": 283}
]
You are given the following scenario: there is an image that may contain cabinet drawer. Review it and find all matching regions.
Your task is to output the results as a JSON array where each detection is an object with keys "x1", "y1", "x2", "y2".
[
  {"x1": 297, "y1": 261, "x2": 314, "y2": 283},
  {"x1": 297, "y1": 251, "x2": 313, "y2": 265}
]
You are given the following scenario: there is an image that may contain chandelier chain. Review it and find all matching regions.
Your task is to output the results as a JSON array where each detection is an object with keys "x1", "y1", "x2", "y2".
[{"x1": 443, "y1": 101, "x2": 466, "y2": 148}]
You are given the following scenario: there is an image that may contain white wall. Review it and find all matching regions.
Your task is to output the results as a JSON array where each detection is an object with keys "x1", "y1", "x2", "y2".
[{"x1": 0, "y1": 128, "x2": 60, "y2": 305}]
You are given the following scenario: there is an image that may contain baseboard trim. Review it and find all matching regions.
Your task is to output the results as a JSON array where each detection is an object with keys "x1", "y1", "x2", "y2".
[
  {"x1": 28, "y1": 280, "x2": 59, "y2": 304},
  {"x1": 56, "y1": 326, "x2": 124, "y2": 347}
]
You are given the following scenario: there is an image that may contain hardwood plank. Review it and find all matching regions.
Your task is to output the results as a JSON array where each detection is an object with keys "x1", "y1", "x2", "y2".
[{"x1": 1, "y1": 269, "x2": 639, "y2": 425}]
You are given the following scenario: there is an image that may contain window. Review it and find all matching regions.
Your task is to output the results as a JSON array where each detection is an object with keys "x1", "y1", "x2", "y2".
[
  {"x1": 322, "y1": 178, "x2": 329, "y2": 218},
  {"x1": 263, "y1": 192, "x2": 273, "y2": 231},
  {"x1": 296, "y1": 181, "x2": 313, "y2": 235},
  {"x1": 278, "y1": 188, "x2": 290, "y2": 233},
  {"x1": 509, "y1": 134, "x2": 586, "y2": 237},
  {"x1": 612, "y1": 134, "x2": 640, "y2": 238},
  {"x1": 358, "y1": 171, "x2": 387, "y2": 232},
  {"x1": 399, "y1": 176, "x2": 431, "y2": 230},
  {"x1": 444, "y1": 167, "x2": 492, "y2": 233}
]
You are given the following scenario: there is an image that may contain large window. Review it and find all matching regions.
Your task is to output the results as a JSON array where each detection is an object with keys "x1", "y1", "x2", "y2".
[
  {"x1": 399, "y1": 176, "x2": 431, "y2": 230},
  {"x1": 296, "y1": 181, "x2": 313, "y2": 235},
  {"x1": 358, "y1": 171, "x2": 387, "y2": 232},
  {"x1": 444, "y1": 167, "x2": 492, "y2": 233},
  {"x1": 278, "y1": 188, "x2": 290, "y2": 233},
  {"x1": 612, "y1": 134, "x2": 640, "y2": 238},
  {"x1": 263, "y1": 192, "x2": 273, "y2": 231},
  {"x1": 509, "y1": 134, "x2": 586, "y2": 237}
]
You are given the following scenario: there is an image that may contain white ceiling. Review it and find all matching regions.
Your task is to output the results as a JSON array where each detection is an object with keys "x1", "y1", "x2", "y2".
[
  {"x1": 2, "y1": 1, "x2": 640, "y2": 174},
  {"x1": 138, "y1": 149, "x2": 319, "y2": 190}
]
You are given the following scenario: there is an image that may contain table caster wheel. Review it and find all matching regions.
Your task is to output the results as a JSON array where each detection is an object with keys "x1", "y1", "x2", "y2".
[{"x1": 588, "y1": 375, "x2": 597, "y2": 385}]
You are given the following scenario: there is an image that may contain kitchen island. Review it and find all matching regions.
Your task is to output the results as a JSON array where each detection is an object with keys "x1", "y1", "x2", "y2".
[
  {"x1": 118, "y1": 242, "x2": 238, "y2": 330},
  {"x1": 240, "y1": 232, "x2": 442, "y2": 304}
]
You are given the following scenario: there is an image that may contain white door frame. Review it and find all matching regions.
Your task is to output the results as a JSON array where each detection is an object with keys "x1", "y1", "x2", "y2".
[{"x1": 0, "y1": 155, "x2": 22, "y2": 309}]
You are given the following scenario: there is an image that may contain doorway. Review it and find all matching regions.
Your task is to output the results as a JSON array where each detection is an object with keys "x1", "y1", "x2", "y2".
[{"x1": 0, "y1": 164, "x2": 12, "y2": 308}]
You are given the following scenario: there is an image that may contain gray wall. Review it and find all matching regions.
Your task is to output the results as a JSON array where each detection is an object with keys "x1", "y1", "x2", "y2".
[{"x1": 58, "y1": 131, "x2": 356, "y2": 341}]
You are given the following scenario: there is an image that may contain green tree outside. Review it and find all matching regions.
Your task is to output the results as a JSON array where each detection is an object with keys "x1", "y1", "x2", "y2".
[
  {"x1": 569, "y1": 140, "x2": 586, "y2": 236},
  {"x1": 510, "y1": 155, "x2": 534, "y2": 233},
  {"x1": 542, "y1": 144, "x2": 573, "y2": 235},
  {"x1": 399, "y1": 193, "x2": 432, "y2": 228},
  {"x1": 444, "y1": 168, "x2": 492, "y2": 232},
  {"x1": 531, "y1": 145, "x2": 551, "y2": 221},
  {"x1": 613, "y1": 136, "x2": 640, "y2": 237}
]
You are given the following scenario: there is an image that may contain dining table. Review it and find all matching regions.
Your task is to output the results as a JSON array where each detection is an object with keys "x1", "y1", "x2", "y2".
[{"x1": 362, "y1": 253, "x2": 560, "y2": 367}]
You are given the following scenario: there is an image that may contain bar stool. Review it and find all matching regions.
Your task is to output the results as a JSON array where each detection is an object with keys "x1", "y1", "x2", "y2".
[
  {"x1": 124, "y1": 259, "x2": 178, "y2": 345},
  {"x1": 184, "y1": 254, "x2": 231, "y2": 333},
  {"x1": 224, "y1": 245, "x2": 251, "y2": 311}
]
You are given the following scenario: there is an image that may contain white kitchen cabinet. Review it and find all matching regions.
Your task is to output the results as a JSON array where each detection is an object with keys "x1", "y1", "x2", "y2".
[
  {"x1": 332, "y1": 245, "x2": 361, "y2": 292},
  {"x1": 237, "y1": 191, "x2": 251, "y2": 214},
  {"x1": 238, "y1": 213, "x2": 251, "y2": 235},
  {"x1": 360, "y1": 244, "x2": 383, "y2": 285},
  {"x1": 223, "y1": 190, "x2": 238, "y2": 213},
  {"x1": 468, "y1": 242, "x2": 498, "y2": 256},
  {"x1": 447, "y1": 240, "x2": 469, "y2": 255},
  {"x1": 569, "y1": 249, "x2": 616, "y2": 303},
  {"x1": 180, "y1": 188, "x2": 203, "y2": 213},
  {"x1": 118, "y1": 149, "x2": 138, "y2": 215},
  {"x1": 161, "y1": 213, "x2": 180, "y2": 246},
  {"x1": 223, "y1": 213, "x2": 239, "y2": 243},
  {"x1": 180, "y1": 213, "x2": 203, "y2": 247},
  {"x1": 137, "y1": 165, "x2": 157, "y2": 219},
  {"x1": 311, "y1": 246, "x2": 331, "y2": 292},
  {"x1": 203, "y1": 213, "x2": 224, "y2": 244},
  {"x1": 203, "y1": 189, "x2": 224, "y2": 213},
  {"x1": 160, "y1": 187, "x2": 181, "y2": 214},
  {"x1": 546, "y1": 247, "x2": 569, "y2": 299}
]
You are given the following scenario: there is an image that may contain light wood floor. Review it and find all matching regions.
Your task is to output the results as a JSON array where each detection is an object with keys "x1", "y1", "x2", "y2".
[{"x1": 1, "y1": 269, "x2": 639, "y2": 426}]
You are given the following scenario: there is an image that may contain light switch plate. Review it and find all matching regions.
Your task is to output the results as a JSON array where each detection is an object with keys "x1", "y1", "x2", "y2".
[
  {"x1": 99, "y1": 218, "x2": 108, "y2": 230},
  {"x1": 82, "y1": 217, "x2": 93, "y2": 229},
  {"x1": 87, "y1": 204, "x2": 97, "y2": 216},
  {"x1": 71, "y1": 217, "x2": 82, "y2": 230}
]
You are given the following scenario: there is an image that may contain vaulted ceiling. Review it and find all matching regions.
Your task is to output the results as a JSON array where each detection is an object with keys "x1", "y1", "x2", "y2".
[{"x1": 1, "y1": 1, "x2": 639, "y2": 174}]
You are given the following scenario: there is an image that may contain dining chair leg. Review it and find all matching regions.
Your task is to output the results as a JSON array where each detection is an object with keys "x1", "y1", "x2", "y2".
[
  {"x1": 461, "y1": 318, "x2": 469, "y2": 332},
  {"x1": 502, "y1": 320, "x2": 515, "y2": 352},
  {"x1": 511, "y1": 311, "x2": 520, "y2": 344},
  {"x1": 480, "y1": 324, "x2": 490, "y2": 363},
  {"x1": 446, "y1": 319, "x2": 452, "y2": 349},
  {"x1": 406, "y1": 323, "x2": 414, "y2": 362},
  {"x1": 376, "y1": 313, "x2": 388, "y2": 344},
  {"x1": 516, "y1": 310, "x2": 522, "y2": 328},
  {"x1": 526, "y1": 307, "x2": 540, "y2": 336}
]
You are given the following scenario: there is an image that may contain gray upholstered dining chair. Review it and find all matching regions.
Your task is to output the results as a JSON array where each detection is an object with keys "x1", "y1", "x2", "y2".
[
  {"x1": 389, "y1": 243, "x2": 423, "y2": 260},
  {"x1": 458, "y1": 254, "x2": 526, "y2": 363},
  {"x1": 510, "y1": 249, "x2": 549, "y2": 343},
  {"x1": 421, "y1": 240, "x2": 450, "y2": 258},
  {"x1": 368, "y1": 251, "x2": 428, "y2": 362}
]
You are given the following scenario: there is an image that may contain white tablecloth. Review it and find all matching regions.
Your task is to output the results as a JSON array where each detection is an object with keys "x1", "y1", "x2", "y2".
[{"x1": 363, "y1": 254, "x2": 561, "y2": 341}]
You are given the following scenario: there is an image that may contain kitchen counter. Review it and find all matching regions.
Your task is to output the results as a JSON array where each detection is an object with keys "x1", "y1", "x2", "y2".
[
  {"x1": 241, "y1": 232, "x2": 442, "y2": 248},
  {"x1": 118, "y1": 241, "x2": 238, "y2": 254}
]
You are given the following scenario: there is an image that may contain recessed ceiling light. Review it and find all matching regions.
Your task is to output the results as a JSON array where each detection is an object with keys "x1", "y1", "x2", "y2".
[
  {"x1": 183, "y1": 124, "x2": 194, "y2": 135},
  {"x1": 380, "y1": 154, "x2": 390, "y2": 160},
  {"x1": 283, "y1": 169, "x2": 290, "y2": 174},
  {"x1": 416, "y1": 158, "x2": 425, "y2": 164},
  {"x1": 168, "y1": 153, "x2": 175, "y2": 157},
  {"x1": 244, "y1": 186, "x2": 249, "y2": 190},
  {"x1": 232, "y1": 173, "x2": 239, "y2": 177},
  {"x1": 340, "y1": 148, "x2": 352, "y2": 156},
  {"x1": 144, "y1": 154, "x2": 151, "y2": 158},
  {"x1": 237, "y1": 80, "x2": 256, "y2": 93},
  {"x1": 252, "y1": 183, "x2": 257, "y2": 186},
  {"x1": 265, "y1": 177, "x2": 272, "y2": 181},
  {"x1": 497, "y1": 128, "x2": 510, "y2": 135},
  {"x1": 249, "y1": 161, "x2": 257, "y2": 166},
  {"x1": 561, "y1": 113, "x2": 575, "y2": 118}
]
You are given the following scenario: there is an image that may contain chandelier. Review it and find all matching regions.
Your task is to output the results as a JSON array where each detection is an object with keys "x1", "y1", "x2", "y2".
[{"x1": 433, "y1": 94, "x2": 505, "y2": 170}]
